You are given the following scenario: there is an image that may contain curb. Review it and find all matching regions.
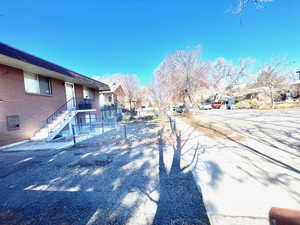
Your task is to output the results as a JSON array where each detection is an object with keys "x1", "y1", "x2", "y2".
[{"x1": 0, "y1": 140, "x2": 30, "y2": 151}]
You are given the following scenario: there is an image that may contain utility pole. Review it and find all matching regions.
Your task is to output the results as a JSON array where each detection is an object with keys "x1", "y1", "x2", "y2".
[{"x1": 297, "y1": 71, "x2": 300, "y2": 80}]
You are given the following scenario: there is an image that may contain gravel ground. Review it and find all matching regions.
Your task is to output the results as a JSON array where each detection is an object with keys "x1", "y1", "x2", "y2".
[{"x1": 0, "y1": 121, "x2": 210, "y2": 225}]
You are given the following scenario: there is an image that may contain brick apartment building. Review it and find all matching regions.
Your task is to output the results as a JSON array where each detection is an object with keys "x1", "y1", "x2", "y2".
[{"x1": 0, "y1": 42, "x2": 110, "y2": 146}]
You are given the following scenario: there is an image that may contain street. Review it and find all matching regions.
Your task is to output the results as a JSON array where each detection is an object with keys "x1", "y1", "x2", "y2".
[
  {"x1": 196, "y1": 108, "x2": 300, "y2": 171},
  {"x1": 175, "y1": 108, "x2": 300, "y2": 225}
]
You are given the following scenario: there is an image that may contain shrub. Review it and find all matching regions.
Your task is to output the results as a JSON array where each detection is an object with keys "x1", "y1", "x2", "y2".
[
  {"x1": 138, "y1": 114, "x2": 162, "y2": 121},
  {"x1": 234, "y1": 100, "x2": 251, "y2": 109},
  {"x1": 129, "y1": 116, "x2": 136, "y2": 121},
  {"x1": 249, "y1": 98, "x2": 260, "y2": 109}
]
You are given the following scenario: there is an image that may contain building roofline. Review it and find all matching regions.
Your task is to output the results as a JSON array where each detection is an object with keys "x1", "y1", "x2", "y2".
[{"x1": 0, "y1": 42, "x2": 110, "y2": 91}]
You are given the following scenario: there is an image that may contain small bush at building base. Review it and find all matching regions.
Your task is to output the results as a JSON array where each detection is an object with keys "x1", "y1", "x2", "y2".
[
  {"x1": 138, "y1": 115, "x2": 161, "y2": 121},
  {"x1": 129, "y1": 116, "x2": 136, "y2": 121},
  {"x1": 140, "y1": 115, "x2": 154, "y2": 120}
]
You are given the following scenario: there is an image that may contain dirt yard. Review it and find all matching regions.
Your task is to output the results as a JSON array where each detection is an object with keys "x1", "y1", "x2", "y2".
[{"x1": 0, "y1": 121, "x2": 210, "y2": 225}]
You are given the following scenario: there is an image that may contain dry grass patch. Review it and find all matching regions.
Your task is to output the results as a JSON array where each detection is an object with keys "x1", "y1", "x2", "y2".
[
  {"x1": 273, "y1": 102, "x2": 300, "y2": 109},
  {"x1": 180, "y1": 116, "x2": 245, "y2": 141},
  {"x1": 255, "y1": 102, "x2": 300, "y2": 110}
]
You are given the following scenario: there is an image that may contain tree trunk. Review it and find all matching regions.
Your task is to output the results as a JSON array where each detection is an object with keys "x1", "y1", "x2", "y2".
[
  {"x1": 270, "y1": 87, "x2": 274, "y2": 108},
  {"x1": 129, "y1": 99, "x2": 132, "y2": 113}
]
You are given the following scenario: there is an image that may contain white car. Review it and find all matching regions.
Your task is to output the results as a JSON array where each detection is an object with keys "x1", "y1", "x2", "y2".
[{"x1": 198, "y1": 104, "x2": 212, "y2": 110}]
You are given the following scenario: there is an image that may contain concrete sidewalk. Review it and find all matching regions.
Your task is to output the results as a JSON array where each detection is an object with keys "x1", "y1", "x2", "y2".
[
  {"x1": 1, "y1": 127, "x2": 115, "y2": 152},
  {"x1": 175, "y1": 117, "x2": 300, "y2": 225}
]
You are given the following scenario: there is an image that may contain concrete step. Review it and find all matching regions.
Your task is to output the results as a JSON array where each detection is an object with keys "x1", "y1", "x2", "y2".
[{"x1": 32, "y1": 110, "x2": 77, "y2": 142}]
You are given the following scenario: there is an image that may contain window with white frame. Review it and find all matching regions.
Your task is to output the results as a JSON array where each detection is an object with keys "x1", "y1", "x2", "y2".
[
  {"x1": 24, "y1": 72, "x2": 52, "y2": 95},
  {"x1": 83, "y1": 87, "x2": 95, "y2": 99}
]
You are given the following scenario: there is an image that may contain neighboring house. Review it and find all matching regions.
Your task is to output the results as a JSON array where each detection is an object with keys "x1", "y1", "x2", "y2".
[
  {"x1": 99, "y1": 83, "x2": 125, "y2": 121},
  {"x1": 290, "y1": 80, "x2": 300, "y2": 99},
  {"x1": 233, "y1": 87, "x2": 292, "y2": 104},
  {"x1": 0, "y1": 42, "x2": 110, "y2": 146},
  {"x1": 99, "y1": 83, "x2": 125, "y2": 108},
  {"x1": 290, "y1": 71, "x2": 300, "y2": 97}
]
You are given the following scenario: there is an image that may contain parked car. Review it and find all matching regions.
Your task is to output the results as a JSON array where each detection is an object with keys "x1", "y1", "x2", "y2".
[
  {"x1": 198, "y1": 104, "x2": 212, "y2": 110},
  {"x1": 211, "y1": 102, "x2": 222, "y2": 109},
  {"x1": 172, "y1": 105, "x2": 185, "y2": 113}
]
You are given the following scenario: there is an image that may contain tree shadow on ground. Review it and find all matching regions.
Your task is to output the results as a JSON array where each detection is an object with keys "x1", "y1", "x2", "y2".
[
  {"x1": 182, "y1": 115, "x2": 300, "y2": 205},
  {"x1": 224, "y1": 122, "x2": 300, "y2": 158},
  {"x1": 186, "y1": 116, "x2": 300, "y2": 174},
  {"x1": 152, "y1": 128, "x2": 210, "y2": 225},
  {"x1": 222, "y1": 123, "x2": 300, "y2": 174},
  {"x1": 0, "y1": 120, "x2": 212, "y2": 225}
]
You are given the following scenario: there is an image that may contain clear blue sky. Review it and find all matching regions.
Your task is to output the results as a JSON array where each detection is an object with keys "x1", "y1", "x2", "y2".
[{"x1": 1, "y1": 0, "x2": 299, "y2": 85}]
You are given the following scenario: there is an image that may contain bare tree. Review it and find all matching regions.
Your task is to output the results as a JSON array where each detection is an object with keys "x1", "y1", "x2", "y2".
[
  {"x1": 253, "y1": 60, "x2": 286, "y2": 107},
  {"x1": 285, "y1": 62, "x2": 300, "y2": 83},
  {"x1": 232, "y1": 0, "x2": 274, "y2": 14},
  {"x1": 209, "y1": 57, "x2": 253, "y2": 99},
  {"x1": 94, "y1": 74, "x2": 141, "y2": 112},
  {"x1": 137, "y1": 87, "x2": 154, "y2": 108},
  {"x1": 153, "y1": 46, "x2": 209, "y2": 112},
  {"x1": 117, "y1": 75, "x2": 140, "y2": 111},
  {"x1": 152, "y1": 72, "x2": 172, "y2": 113}
]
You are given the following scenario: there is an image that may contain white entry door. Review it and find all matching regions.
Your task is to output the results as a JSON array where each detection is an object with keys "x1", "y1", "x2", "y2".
[{"x1": 65, "y1": 82, "x2": 76, "y2": 110}]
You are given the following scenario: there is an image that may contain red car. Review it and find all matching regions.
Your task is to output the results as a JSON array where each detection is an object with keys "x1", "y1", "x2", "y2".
[{"x1": 211, "y1": 102, "x2": 222, "y2": 109}]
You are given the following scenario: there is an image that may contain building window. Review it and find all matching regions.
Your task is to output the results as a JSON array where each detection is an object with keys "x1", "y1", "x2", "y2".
[
  {"x1": 108, "y1": 95, "x2": 112, "y2": 103},
  {"x1": 83, "y1": 87, "x2": 95, "y2": 99},
  {"x1": 24, "y1": 72, "x2": 52, "y2": 95}
]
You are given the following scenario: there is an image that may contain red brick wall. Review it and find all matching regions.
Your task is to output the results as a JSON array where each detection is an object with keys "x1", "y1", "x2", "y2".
[
  {"x1": 0, "y1": 64, "x2": 102, "y2": 146},
  {"x1": 0, "y1": 64, "x2": 67, "y2": 146}
]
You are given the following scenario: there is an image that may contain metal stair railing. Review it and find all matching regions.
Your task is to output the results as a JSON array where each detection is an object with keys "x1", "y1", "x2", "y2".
[{"x1": 46, "y1": 97, "x2": 75, "y2": 125}]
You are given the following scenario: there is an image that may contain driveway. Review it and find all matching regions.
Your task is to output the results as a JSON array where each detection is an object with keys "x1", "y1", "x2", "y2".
[
  {"x1": 175, "y1": 108, "x2": 300, "y2": 225},
  {"x1": 0, "y1": 121, "x2": 210, "y2": 225}
]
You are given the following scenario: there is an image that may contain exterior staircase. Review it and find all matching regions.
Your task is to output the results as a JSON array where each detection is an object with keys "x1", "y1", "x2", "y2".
[{"x1": 31, "y1": 98, "x2": 78, "y2": 141}]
